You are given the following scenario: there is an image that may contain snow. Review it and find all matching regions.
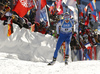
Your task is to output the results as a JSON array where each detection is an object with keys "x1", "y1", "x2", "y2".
[{"x1": 0, "y1": 20, "x2": 100, "y2": 74}]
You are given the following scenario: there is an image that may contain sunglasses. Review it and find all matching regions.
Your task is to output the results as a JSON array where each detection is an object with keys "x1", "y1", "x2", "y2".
[{"x1": 65, "y1": 18, "x2": 70, "y2": 20}]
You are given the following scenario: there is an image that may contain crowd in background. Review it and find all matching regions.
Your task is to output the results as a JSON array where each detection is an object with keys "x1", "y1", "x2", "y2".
[{"x1": 0, "y1": 0, "x2": 58, "y2": 37}]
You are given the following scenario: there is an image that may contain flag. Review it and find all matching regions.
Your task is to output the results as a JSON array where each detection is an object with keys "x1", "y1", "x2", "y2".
[
  {"x1": 85, "y1": 43, "x2": 92, "y2": 50},
  {"x1": 12, "y1": 0, "x2": 34, "y2": 17},
  {"x1": 62, "y1": 0, "x2": 77, "y2": 8},
  {"x1": 99, "y1": 12, "x2": 100, "y2": 20},
  {"x1": 93, "y1": 0, "x2": 96, "y2": 3},
  {"x1": 49, "y1": 2, "x2": 55, "y2": 15},
  {"x1": 70, "y1": 9, "x2": 74, "y2": 18},
  {"x1": 85, "y1": 6, "x2": 89, "y2": 17},
  {"x1": 62, "y1": 0, "x2": 78, "y2": 22},
  {"x1": 35, "y1": 0, "x2": 41, "y2": 22},
  {"x1": 41, "y1": 0, "x2": 46, "y2": 9},
  {"x1": 79, "y1": 12, "x2": 83, "y2": 17},
  {"x1": 7, "y1": 18, "x2": 13, "y2": 37},
  {"x1": 40, "y1": 0, "x2": 50, "y2": 27},
  {"x1": 79, "y1": 6, "x2": 83, "y2": 17},
  {"x1": 91, "y1": 11, "x2": 97, "y2": 22},
  {"x1": 88, "y1": 1, "x2": 96, "y2": 11},
  {"x1": 56, "y1": 0, "x2": 63, "y2": 15},
  {"x1": 84, "y1": 6, "x2": 88, "y2": 12},
  {"x1": 33, "y1": 0, "x2": 37, "y2": 9},
  {"x1": 85, "y1": 16, "x2": 89, "y2": 26}
]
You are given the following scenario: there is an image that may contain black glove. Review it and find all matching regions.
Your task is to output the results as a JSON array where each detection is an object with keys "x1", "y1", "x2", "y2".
[{"x1": 57, "y1": 34, "x2": 59, "y2": 37}]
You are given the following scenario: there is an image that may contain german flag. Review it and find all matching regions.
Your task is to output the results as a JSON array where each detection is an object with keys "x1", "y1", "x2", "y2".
[{"x1": 7, "y1": 18, "x2": 13, "y2": 37}]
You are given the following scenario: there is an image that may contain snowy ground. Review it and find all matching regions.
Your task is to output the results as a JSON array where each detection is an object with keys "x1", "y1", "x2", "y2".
[
  {"x1": 0, "y1": 57, "x2": 100, "y2": 74},
  {"x1": 0, "y1": 20, "x2": 100, "y2": 74}
]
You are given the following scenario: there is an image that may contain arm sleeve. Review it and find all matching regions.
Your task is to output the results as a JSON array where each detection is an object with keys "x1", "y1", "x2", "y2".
[
  {"x1": 56, "y1": 21, "x2": 61, "y2": 34},
  {"x1": 70, "y1": 19, "x2": 74, "y2": 25}
]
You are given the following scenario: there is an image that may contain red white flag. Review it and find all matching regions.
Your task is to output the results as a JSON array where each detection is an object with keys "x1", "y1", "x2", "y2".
[
  {"x1": 56, "y1": 0, "x2": 63, "y2": 15},
  {"x1": 41, "y1": 0, "x2": 47, "y2": 9},
  {"x1": 12, "y1": 0, "x2": 34, "y2": 17},
  {"x1": 84, "y1": 5, "x2": 88, "y2": 12}
]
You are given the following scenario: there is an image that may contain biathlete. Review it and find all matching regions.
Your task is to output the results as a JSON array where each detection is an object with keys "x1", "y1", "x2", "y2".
[{"x1": 48, "y1": 12, "x2": 74, "y2": 65}]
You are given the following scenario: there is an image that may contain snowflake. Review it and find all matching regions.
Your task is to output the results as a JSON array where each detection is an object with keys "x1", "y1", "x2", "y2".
[{"x1": 19, "y1": 0, "x2": 33, "y2": 8}]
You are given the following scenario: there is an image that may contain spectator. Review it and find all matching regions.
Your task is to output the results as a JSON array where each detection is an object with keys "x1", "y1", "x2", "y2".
[
  {"x1": 0, "y1": 3, "x2": 5, "y2": 19},
  {"x1": 34, "y1": 21, "x2": 40, "y2": 32},
  {"x1": 38, "y1": 22, "x2": 46, "y2": 34},
  {"x1": 94, "y1": 34, "x2": 99, "y2": 44},
  {"x1": 0, "y1": 3, "x2": 11, "y2": 25}
]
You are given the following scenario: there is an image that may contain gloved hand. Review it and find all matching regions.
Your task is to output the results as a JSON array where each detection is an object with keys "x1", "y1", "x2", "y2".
[{"x1": 57, "y1": 34, "x2": 59, "y2": 38}]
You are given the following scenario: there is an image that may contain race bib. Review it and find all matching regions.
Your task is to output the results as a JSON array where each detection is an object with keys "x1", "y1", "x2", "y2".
[{"x1": 62, "y1": 21, "x2": 72, "y2": 29}]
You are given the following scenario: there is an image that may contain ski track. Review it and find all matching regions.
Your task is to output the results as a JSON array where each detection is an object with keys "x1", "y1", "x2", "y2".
[{"x1": 0, "y1": 58, "x2": 100, "y2": 74}]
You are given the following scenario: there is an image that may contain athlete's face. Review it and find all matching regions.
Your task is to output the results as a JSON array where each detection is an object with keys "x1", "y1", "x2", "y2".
[{"x1": 64, "y1": 14, "x2": 70, "y2": 22}]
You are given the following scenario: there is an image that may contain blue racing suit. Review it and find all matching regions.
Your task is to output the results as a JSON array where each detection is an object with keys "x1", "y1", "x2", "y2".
[{"x1": 53, "y1": 19, "x2": 74, "y2": 58}]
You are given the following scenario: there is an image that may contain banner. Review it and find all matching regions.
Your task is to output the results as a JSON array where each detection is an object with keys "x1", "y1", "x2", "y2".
[{"x1": 12, "y1": 0, "x2": 34, "y2": 17}]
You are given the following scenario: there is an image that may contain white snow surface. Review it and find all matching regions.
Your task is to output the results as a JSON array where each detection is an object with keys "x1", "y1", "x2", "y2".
[{"x1": 0, "y1": 20, "x2": 100, "y2": 74}]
